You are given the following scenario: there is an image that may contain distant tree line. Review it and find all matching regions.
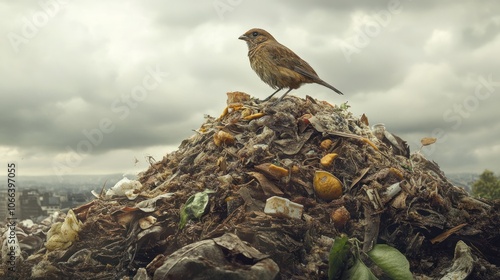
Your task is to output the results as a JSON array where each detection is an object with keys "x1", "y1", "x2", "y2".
[{"x1": 472, "y1": 169, "x2": 500, "y2": 199}]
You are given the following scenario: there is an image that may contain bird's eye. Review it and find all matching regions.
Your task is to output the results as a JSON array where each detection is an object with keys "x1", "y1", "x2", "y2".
[{"x1": 252, "y1": 31, "x2": 259, "y2": 37}]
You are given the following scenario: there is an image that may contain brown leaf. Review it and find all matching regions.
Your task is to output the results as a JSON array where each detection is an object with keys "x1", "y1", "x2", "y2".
[
  {"x1": 362, "y1": 203, "x2": 381, "y2": 252},
  {"x1": 116, "y1": 211, "x2": 136, "y2": 226},
  {"x1": 421, "y1": 137, "x2": 437, "y2": 146},
  {"x1": 274, "y1": 130, "x2": 314, "y2": 155},
  {"x1": 247, "y1": 172, "x2": 284, "y2": 196},
  {"x1": 73, "y1": 200, "x2": 96, "y2": 222},
  {"x1": 361, "y1": 137, "x2": 380, "y2": 151},
  {"x1": 360, "y1": 113, "x2": 369, "y2": 126},
  {"x1": 430, "y1": 223, "x2": 467, "y2": 244},
  {"x1": 391, "y1": 192, "x2": 408, "y2": 209},
  {"x1": 349, "y1": 167, "x2": 370, "y2": 191}
]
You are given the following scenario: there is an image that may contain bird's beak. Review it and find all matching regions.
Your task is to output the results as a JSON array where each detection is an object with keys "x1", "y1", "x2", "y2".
[{"x1": 238, "y1": 35, "x2": 248, "y2": 41}]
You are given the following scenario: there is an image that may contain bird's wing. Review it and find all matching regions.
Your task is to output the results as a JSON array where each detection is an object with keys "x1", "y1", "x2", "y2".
[
  {"x1": 293, "y1": 65, "x2": 320, "y2": 81},
  {"x1": 265, "y1": 43, "x2": 320, "y2": 78},
  {"x1": 263, "y1": 42, "x2": 344, "y2": 95}
]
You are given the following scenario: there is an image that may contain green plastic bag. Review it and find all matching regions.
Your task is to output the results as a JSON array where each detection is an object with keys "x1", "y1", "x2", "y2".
[{"x1": 179, "y1": 189, "x2": 216, "y2": 229}]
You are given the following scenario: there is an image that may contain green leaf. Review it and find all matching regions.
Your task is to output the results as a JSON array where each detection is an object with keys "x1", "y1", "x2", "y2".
[
  {"x1": 179, "y1": 189, "x2": 215, "y2": 229},
  {"x1": 328, "y1": 235, "x2": 349, "y2": 280},
  {"x1": 342, "y1": 258, "x2": 378, "y2": 280},
  {"x1": 367, "y1": 244, "x2": 413, "y2": 280},
  {"x1": 339, "y1": 102, "x2": 351, "y2": 110}
]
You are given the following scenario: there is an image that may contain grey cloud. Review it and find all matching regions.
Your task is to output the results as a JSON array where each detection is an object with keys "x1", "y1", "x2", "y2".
[{"x1": 1, "y1": 1, "x2": 499, "y2": 175}]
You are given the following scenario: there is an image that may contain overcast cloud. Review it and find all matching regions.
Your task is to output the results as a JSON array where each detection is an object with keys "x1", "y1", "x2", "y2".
[{"x1": 1, "y1": 0, "x2": 499, "y2": 179}]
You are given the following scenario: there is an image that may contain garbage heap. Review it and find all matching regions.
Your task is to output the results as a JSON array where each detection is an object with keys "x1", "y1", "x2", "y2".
[{"x1": 8, "y1": 92, "x2": 500, "y2": 279}]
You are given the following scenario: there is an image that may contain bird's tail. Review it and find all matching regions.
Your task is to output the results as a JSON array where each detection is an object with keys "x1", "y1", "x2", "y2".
[
  {"x1": 317, "y1": 79, "x2": 344, "y2": 95},
  {"x1": 293, "y1": 66, "x2": 344, "y2": 95}
]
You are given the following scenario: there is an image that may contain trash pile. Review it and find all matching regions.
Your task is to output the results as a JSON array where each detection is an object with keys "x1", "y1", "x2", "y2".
[{"x1": 3, "y1": 92, "x2": 500, "y2": 279}]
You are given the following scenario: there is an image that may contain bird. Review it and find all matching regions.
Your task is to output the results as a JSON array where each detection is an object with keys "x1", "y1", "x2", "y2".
[{"x1": 238, "y1": 28, "x2": 344, "y2": 102}]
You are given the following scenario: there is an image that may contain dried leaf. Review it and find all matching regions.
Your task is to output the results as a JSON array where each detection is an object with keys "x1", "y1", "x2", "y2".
[
  {"x1": 247, "y1": 172, "x2": 284, "y2": 196},
  {"x1": 430, "y1": 223, "x2": 467, "y2": 244},
  {"x1": 349, "y1": 167, "x2": 370, "y2": 190},
  {"x1": 213, "y1": 130, "x2": 235, "y2": 146},
  {"x1": 362, "y1": 202, "x2": 380, "y2": 252},
  {"x1": 243, "y1": 112, "x2": 265, "y2": 121},
  {"x1": 218, "y1": 106, "x2": 229, "y2": 119},
  {"x1": 73, "y1": 200, "x2": 96, "y2": 222},
  {"x1": 135, "y1": 193, "x2": 174, "y2": 212},
  {"x1": 308, "y1": 116, "x2": 328, "y2": 132},
  {"x1": 389, "y1": 167, "x2": 404, "y2": 179},
  {"x1": 391, "y1": 192, "x2": 408, "y2": 209},
  {"x1": 217, "y1": 156, "x2": 227, "y2": 173},
  {"x1": 213, "y1": 233, "x2": 269, "y2": 260},
  {"x1": 381, "y1": 131, "x2": 410, "y2": 158},
  {"x1": 139, "y1": 216, "x2": 157, "y2": 230},
  {"x1": 421, "y1": 137, "x2": 437, "y2": 146},
  {"x1": 363, "y1": 167, "x2": 401, "y2": 184},
  {"x1": 360, "y1": 113, "x2": 369, "y2": 126},
  {"x1": 362, "y1": 138, "x2": 380, "y2": 151},
  {"x1": 274, "y1": 130, "x2": 314, "y2": 155},
  {"x1": 297, "y1": 113, "x2": 313, "y2": 133}
]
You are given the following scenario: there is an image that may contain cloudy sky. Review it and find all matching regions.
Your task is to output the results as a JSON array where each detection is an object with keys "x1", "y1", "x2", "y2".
[{"x1": 1, "y1": 0, "x2": 499, "y2": 180}]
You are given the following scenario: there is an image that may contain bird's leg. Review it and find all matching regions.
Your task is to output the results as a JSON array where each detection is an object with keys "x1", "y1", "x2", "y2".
[
  {"x1": 276, "y1": 88, "x2": 293, "y2": 102},
  {"x1": 262, "y1": 88, "x2": 283, "y2": 101}
]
